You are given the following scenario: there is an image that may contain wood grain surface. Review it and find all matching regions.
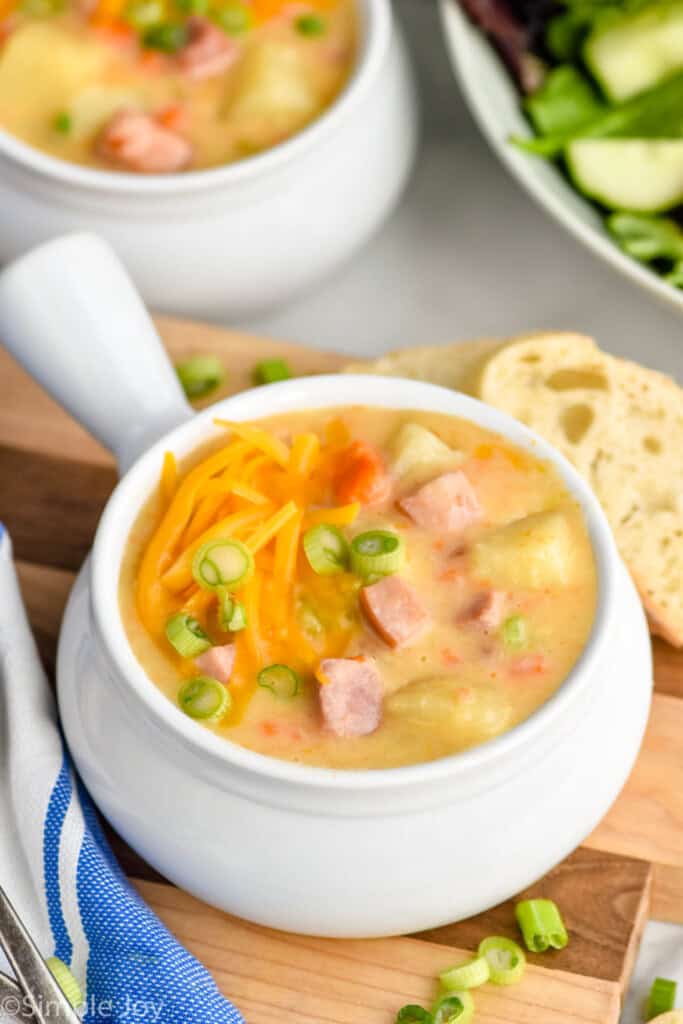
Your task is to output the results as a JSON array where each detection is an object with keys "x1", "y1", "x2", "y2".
[
  {"x1": 137, "y1": 881, "x2": 622, "y2": 1024},
  {"x1": 3, "y1": 314, "x2": 682, "y2": 1021}
]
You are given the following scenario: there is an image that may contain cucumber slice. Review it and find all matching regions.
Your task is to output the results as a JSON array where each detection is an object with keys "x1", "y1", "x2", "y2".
[
  {"x1": 585, "y1": 0, "x2": 683, "y2": 103},
  {"x1": 566, "y1": 139, "x2": 683, "y2": 212}
]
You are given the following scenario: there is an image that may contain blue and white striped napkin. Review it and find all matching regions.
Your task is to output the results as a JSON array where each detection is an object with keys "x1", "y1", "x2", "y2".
[{"x1": 0, "y1": 525, "x2": 245, "y2": 1024}]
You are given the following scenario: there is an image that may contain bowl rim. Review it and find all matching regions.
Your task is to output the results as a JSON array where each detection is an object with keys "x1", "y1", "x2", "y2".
[
  {"x1": 437, "y1": 0, "x2": 683, "y2": 317},
  {"x1": 0, "y1": 0, "x2": 389, "y2": 196},
  {"x1": 90, "y1": 373, "x2": 620, "y2": 790}
]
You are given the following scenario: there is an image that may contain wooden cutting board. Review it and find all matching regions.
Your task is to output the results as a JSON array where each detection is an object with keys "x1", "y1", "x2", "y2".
[{"x1": 2, "y1": 315, "x2": 683, "y2": 1024}]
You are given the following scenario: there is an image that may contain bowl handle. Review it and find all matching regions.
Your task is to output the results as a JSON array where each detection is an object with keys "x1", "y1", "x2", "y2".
[{"x1": 0, "y1": 233, "x2": 193, "y2": 473}]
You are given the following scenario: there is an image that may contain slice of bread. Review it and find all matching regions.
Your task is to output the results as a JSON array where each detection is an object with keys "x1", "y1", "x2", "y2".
[
  {"x1": 477, "y1": 332, "x2": 616, "y2": 477},
  {"x1": 344, "y1": 338, "x2": 502, "y2": 397}
]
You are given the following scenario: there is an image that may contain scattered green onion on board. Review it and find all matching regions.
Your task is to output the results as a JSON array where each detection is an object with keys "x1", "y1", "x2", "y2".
[
  {"x1": 303, "y1": 523, "x2": 350, "y2": 575},
  {"x1": 46, "y1": 957, "x2": 83, "y2": 1010},
  {"x1": 257, "y1": 664, "x2": 301, "y2": 700},
  {"x1": 213, "y1": 0, "x2": 252, "y2": 33},
  {"x1": 53, "y1": 111, "x2": 72, "y2": 134},
  {"x1": 439, "y1": 955, "x2": 490, "y2": 991},
  {"x1": 432, "y1": 991, "x2": 474, "y2": 1024},
  {"x1": 217, "y1": 588, "x2": 248, "y2": 632},
  {"x1": 351, "y1": 530, "x2": 404, "y2": 579},
  {"x1": 296, "y1": 12, "x2": 325, "y2": 35},
  {"x1": 396, "y1": 1007, "x2": 433, "y2": 1024},
  {"x1": 516, "y1": 898, "x2": 569, "y2": 952},
  {"x1": 165, "y1": 613, "x2": 211, "y2": 657},
  {"x1": 647, "y1": 978, "x2": 678, "y2": 1021},
  {"x1": 192, "y1": 538, "x2": 254, "y2": 591},
  {"x1": 477, "y1": 936, "x2": 526, "y2": 986},
  {"x1": 253, "y1": 358, "x2": 292, "y2": 385},
  {"x1": 501, "y1": 614, "x2": 528, "y2": 650},
  {"x1": 178, "y1": 676, "x2": 231, "y2": 720},
  {"x1": 176, "y1": 355, "x2": 224, "y2": 399}
]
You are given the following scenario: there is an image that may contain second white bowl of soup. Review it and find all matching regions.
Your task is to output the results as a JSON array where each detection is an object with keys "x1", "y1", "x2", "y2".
[
  {"x1": 0, "y1": 235, "x2": 653, "y2": 937},
  {"x1": 0, "y1": 0, "x2": 417, "y2": 316}
]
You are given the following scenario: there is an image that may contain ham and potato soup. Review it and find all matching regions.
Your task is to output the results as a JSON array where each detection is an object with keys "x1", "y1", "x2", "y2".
[
  {"x1": 120, "y1": 407, "x2": 598, "y2": 769},
  {"x1": 0, "y1": 0, "x2": 356, "y2": 172}
]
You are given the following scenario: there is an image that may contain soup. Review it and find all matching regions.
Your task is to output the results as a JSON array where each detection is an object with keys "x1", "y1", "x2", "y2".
[
  {"x1": 0, "y1": 0, "x2": 356, "y2": 172},
  {"x1": 120, "y1": 407, "x2": 598, "y2": 769}
]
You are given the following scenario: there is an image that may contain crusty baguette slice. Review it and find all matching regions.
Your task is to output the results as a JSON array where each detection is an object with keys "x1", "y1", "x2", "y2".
[{"x1": 344, "y1": 338, "x2": 502, "y2": 397}]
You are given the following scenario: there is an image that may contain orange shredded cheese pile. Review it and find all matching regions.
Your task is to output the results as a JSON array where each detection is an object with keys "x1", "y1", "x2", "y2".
[{"x1": 136, "y1": 418, "x2": 360, "y2": 722}]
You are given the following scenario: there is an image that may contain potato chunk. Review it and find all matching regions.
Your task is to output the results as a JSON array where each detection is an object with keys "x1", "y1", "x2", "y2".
[
  {"x1": 390, "y1": 423, "x2": 462, "y2": 484},
  {"x1": 472, "y1": 510, "x2": 574, "y2": 588},
  {"x1": 228, "y1": 41, "x2": 318, "y2": 124},
  {"x1": 386, "y1": 677, "x2": 511, "y2": 743}
]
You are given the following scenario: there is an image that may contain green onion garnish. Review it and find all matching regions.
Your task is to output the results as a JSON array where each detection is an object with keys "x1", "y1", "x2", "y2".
[
  {"x1": 501, "y1": 614, "x2": 528, "y2": 650},
  {"x1": 143, "y1": 20, "x2": 188, "y2": 50},
  {"x1": 303, "y1": 524, "x2": 350, "y2": 576},
  {"x1": 217, "y1": 587, "x2": 248, "y2": 632},
  {"x1": 647, "y1": 978, "x2": 678, "y2": 1021},
  {"x1": 46, "y1": 957, "x2": 83, "y2": 1010},
  {"x1": 175, "y1": 0, "x2": 208, "y2": 12},
  {"x1": 53, "y1": 111, "x2": 72, "y2": 134},
  {"x1": 178, "y1": 676, "x2": 231, "y2": 720},
  {"x1": 213, "y1": 0, "x2": 252, "y2": 32},
  {"x1": 350, "y1": 530, "x2": 404, "y2": 579},
  {"x1": 516, "y1": 899, "x2": 569, "y2": 952},
  {"x1": 396, "y1": 1008, "x2": 433, "y2": 1024},
  {"x1": 439, "y1": 954, "x2": 490, "y2": 991},
  {"x1": 125, "y1": 0, "x2": 164, "y2": 26},
  {"x1": 176, "y1": 355, "x2": 224, "y2": 399},
  {"x1": 296, "y1": 12, "x2": 325, "y2": 34},
  {"x1": 253, "y1": 358, "x2": 292, "y2": 386},
  {"x1": 192, "y1": 539, "x2": 254, "y2": 592},
  {"x1": 257, "y1": 664, "x2": 300, "y2": 700},
  {"x1": 431, "y1": 992, "x2": 474, "y2": 1024},
  {"x1": 478, "y1": 936, "x2": 526, "y2": 985},
  {"x1": 165, "y1": 613, "x2": 212, "y2": 658}
]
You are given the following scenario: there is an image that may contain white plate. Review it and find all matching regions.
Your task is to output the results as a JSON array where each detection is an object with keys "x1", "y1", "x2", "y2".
[{"x1": 438, "y1": 0, "x2": 683, "y2": 315}]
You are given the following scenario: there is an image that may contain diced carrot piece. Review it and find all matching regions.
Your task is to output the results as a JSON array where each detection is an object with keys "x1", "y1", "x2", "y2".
[
  {"x1": 156, "y1": 103, "x2": 188, "y2": 133},
  {"x1": 510, "y1": 653, "x2": 546, "y2": 676},
  {"x1": 334, "y1": 440, "x2": 391, "y2": 505}
]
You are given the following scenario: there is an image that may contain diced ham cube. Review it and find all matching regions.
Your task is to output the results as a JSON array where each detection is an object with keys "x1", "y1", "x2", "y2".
[
  {"x1": 97, "y1": 110, "x2": 192, "y2": 173},
  {"x1": 317, "y1": 657, "x2": 383, "y2": 738},
  {"x1": 178, "y1": 16, "x2": 238, "y2": 80},
  {"x1": 458, "y1": 590, "x2": 506, "y2": 631},
  {"x1": 360, "y1": 575, "x2": 431, "y2": 648},
  {"x1": 398, "y1": 471, "x2": 482, "y2": 534},
  {"x1": 194, "y1": 643, "x2": 236, "y2": 684}
]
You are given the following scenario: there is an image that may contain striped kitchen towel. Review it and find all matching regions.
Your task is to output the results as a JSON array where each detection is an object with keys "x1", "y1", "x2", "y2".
[{"x1": 0, "y1": 524, "x2": 245, "y2": 1024}]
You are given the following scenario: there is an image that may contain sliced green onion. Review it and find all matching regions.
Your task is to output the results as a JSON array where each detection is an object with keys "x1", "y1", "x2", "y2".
[
  {"x1": 257, "y1": 664, "x2": 300, "y2": 700},
  {"x1": 396, "y1": 1007, "x2": 433, "y2": 1024},
  {"x1": 439, "y1": 954, "x2": 490, "y2": 991},
  {"x1": 46, "y1": 957, "x2": 83, "y2": 1009},
  {"x1": 178, "y1": 676, "x2": 231, "y2": 720},
  {"x1": 516, "y1": 899, "x2": 569, "y2": 952},
  {"x1": 296, "y1": 12, "x2": 325, "y2": 35},
  {"x1": 192, "y1": 539, "x2": 254, "y2": 592},
  {"x1": 350, "y1": 530, "x2": 404, "y2": 578},
  {"x1": 217, "y1": 587, "x2": 248, "y2": 632},
  {"x1": 502, "y1": 614, "x2": 528, "y2": 650},
  {"x1": 478, "y1": 936, "x2": 526, "y2": 985},
  {"x1": 647, "y1": 978, "x2": 678, "y2": 1021},
  {"x1": 253, "y1": 358, "x2": 292, "y2": 385},
  {"x1": 175, "y1": 0, "x2": 208, "y2": 12},
  {"x1": 165, "y1": 613, "x2": 211, "y2": 657},
  {"x1": 125, "y1": 0, "x2": 164, "y2": 26},
  {"x1": 303, "y1": 524, "x2": 350, "y2": 575},
  {"x1": 53, "y1": 111, "x2": 72, "y2": 134},
  {"x1": 432, "y1": 992, "x2": 474, "y2": 1024},
  {"x1": 176, "y1": 355, "x2": 224, "y2": 399},
  {"x1": 213, "y1": 0, "x2": 252, "y2": 32},
  {"x1": 143, "y1": 20, "x2": 189, "y2": 50}
]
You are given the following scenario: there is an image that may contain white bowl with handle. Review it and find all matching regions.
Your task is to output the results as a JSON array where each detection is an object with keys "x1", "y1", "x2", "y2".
[
  {"x1": 0, "y1": 234, "x2": 653, "y2": 937},
  {"x1": 0, "y1": 0, "x2": 417, "y2": 319},
  {"x1": 438, "y1": 0, "x2": 683, "y2": 315}
]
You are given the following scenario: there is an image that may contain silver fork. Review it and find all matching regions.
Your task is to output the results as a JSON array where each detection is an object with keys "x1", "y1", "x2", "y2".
[{"x1": 0, "y1": 886, "x2": 81, "y2": 1023}]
